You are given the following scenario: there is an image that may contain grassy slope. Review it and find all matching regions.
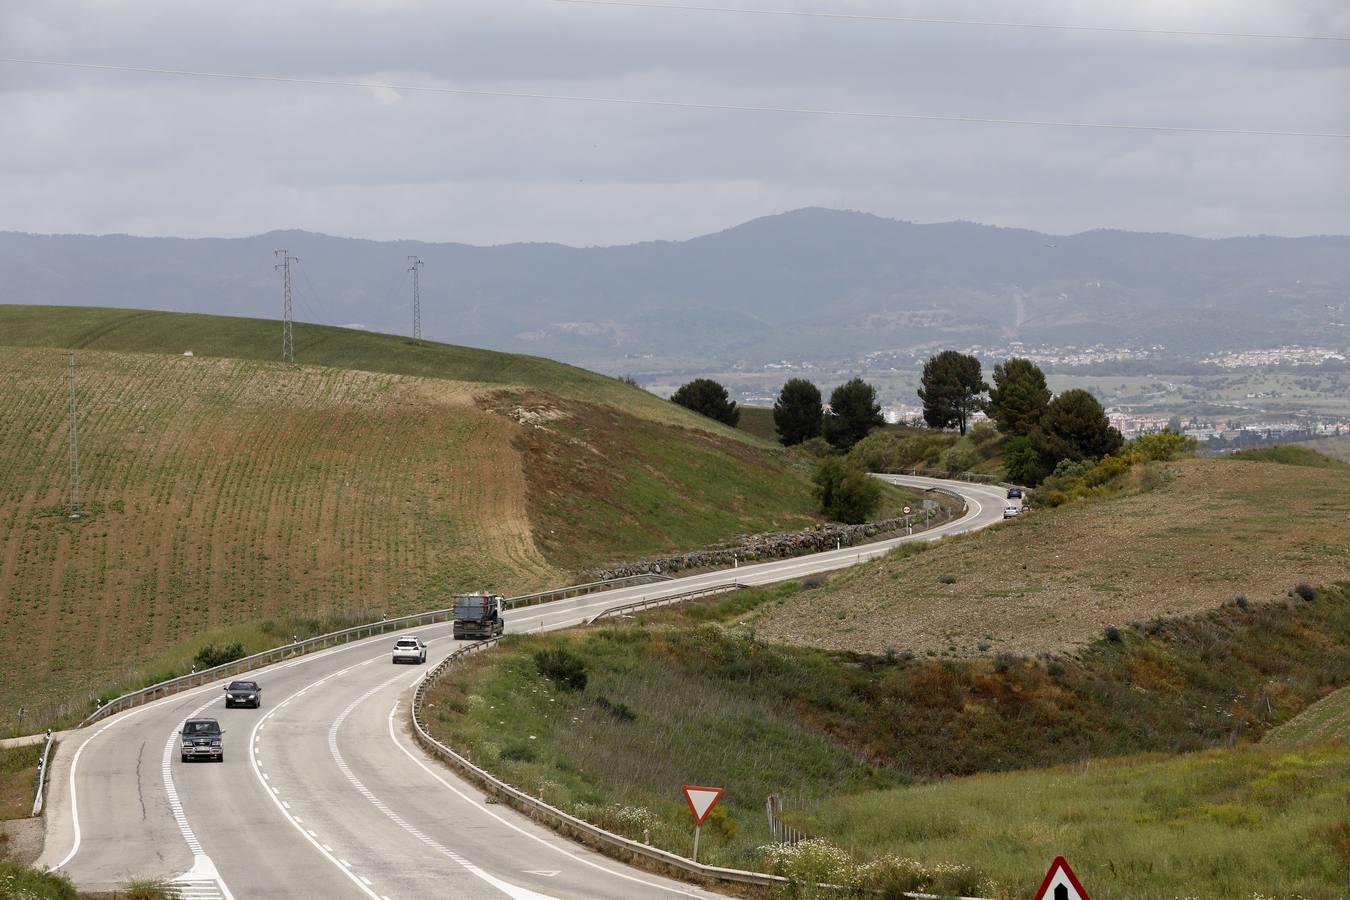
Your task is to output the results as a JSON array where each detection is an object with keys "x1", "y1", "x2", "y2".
[
  {"x1": 0, "y1": 305, "x2": 730, "y2": 434},
  {"x1": 755, "y1": 457, "x2": 1350, "y2": 657},
  {"x1": 735, "y1": 406, "x2": 779, "y2": 443},
  {"x1": 427, "y1": 584, "x2": 1350, "y2": 895},
  {"x1": 1296, "y1": 434, "x2": 1350, "y2": 462},
  {"x1": 815, "y1": 744, "x2": 1349, "y2": 900},
  {"x1": 1266, "y1": 685, "x2": 1350, "y2": 747},
  {"x1": 0, "y1": 308, "x2": 819, "y2": 731}
]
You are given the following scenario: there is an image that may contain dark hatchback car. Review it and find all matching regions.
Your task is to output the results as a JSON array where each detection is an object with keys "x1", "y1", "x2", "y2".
[
  {"x1": 1007, "y1": 488, "x2": 1023, "y2": 499},
  {"x1": 180, "y1": 718, "x2": 224, "y2": 762},
  {"x1": 224, "y1": 680, "x2": 262, "y2": 708}
]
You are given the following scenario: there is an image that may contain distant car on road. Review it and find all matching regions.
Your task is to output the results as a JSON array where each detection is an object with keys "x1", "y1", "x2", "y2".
[
  {"x1": 1003, "y1": 505, "x2": 1021, "y2": 519},
  {"x1": 392, "y1": 636, "x2": 427, "y2": 664},
  {"x1": 224, "y1": 680, "x2": 261, "y2": 709},
  {"x1": 1006, "y1": 488, "x2": 1023, "y2": 499},
  {"x1": 180, "y1": 718, "x2": 224, "y2": 762}
]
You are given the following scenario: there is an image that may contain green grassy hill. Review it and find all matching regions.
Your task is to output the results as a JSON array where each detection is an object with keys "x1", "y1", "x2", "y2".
[
  {"x1": 0, "y1": 307, "x2": 819, "y2": 733},
  {"x1": 0, "y1": 305, "x2": 726, "y2": 434}
]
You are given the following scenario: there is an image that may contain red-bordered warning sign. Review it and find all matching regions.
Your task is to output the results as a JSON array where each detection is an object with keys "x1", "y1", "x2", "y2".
[
  {"x1": 1033, "y1": 856, "x2": 1090, "y2": 900},
  {"x1": 681, "y1": 785, "x2": 724, "y2": 825}
]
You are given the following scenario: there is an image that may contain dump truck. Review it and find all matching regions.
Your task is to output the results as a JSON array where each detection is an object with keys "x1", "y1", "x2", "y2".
[{"x1": 453, "y1": 592, "x2": 505, "y2": 640}]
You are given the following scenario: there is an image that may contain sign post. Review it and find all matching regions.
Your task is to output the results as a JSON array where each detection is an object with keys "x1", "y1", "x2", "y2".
[
  {"x1": 1033, "y1": 856, "x2": 1090, "y2": 900},
  {"x1": 682, "y1": 785, "x2": 724, "y2": 863}
]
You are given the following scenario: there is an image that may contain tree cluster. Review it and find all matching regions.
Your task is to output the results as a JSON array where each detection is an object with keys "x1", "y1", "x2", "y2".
[
  {"x1": 772, "y1": 377, "x2": 884, "y2": 452},
  {"x1": 917, "y1": 352, "x2": 1123, "y2": 484}
]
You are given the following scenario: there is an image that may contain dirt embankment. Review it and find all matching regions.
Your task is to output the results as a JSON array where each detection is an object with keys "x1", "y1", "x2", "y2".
[{"x1": 755, "y1": 458, "x2": 1350, "y2": 657}]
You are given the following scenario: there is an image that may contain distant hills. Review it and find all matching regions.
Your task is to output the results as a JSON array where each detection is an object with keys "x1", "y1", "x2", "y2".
[{"x1": 3, "y1": 208, "x2": 1347, "y2": 371}]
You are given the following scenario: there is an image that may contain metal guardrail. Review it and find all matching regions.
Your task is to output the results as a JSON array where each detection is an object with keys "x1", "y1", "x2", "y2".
[
  {"x1": 879, "y1": 467, "x2": 995, "y2": 484},
  {"x1": 31, "y1": 730, "x2": 54, "y2": 817},
  {"x1": 78, "y1": 574, "x2": 670, "y2": 728},
  {"x1": 411, "y1": 587, "x2": 990, "y2": 899},
  {"x1": 410, "y1": 638, "x2": 789, "y2": 891},
  {"x1": 587, "y1": 583, "x2": 744, "y2": 624}
]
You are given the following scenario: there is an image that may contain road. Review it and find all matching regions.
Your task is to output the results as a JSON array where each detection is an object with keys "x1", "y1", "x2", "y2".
[{"x1": 37, "y1": 475, "x2": 1009, "y2": 899}]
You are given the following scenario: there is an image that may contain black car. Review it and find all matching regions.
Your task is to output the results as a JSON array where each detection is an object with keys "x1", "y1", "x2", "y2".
[
  {"x1": 180, "y1": 718, "x2": 224, "y2": 762},
  {"x1": 1007, "y1": 488, "x2": 1023, "y2": 499},
  {"x1": 224, "y1": 680, "x2": 262, "y2": 708}
]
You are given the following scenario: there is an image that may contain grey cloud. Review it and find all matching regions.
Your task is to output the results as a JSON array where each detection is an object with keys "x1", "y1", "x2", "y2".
[{"x1": 1, "y1": 0, "x2": 1347, "y2": 244}]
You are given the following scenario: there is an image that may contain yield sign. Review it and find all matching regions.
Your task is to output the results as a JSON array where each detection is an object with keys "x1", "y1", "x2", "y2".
[
  {"x1": 682, "y1": 785, "x2": 724, "y2": 825},
  {"x1": 1033, "y1": 856, "x2": 1090, "y2": 900}
]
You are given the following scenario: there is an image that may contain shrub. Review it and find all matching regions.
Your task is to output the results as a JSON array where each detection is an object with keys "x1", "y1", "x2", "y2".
[
  {"x1": 500, "y1": 743, "x2": 538, "y2": 763},
  {"x1": 797, "y1": 437, "x2": 835, "y2": 459},
  {"x1": 760, "y1": 839, "x2": 860, "y2": 890},
  {"x1": 1293, "y1": 584, "x2": 1317, "y2": 601},
  {"x1": 1127, "y1": 430, "x2": 1197, "y2": 461},
  {"x1": 595, "y1": 695, "x2": 637, "y2": 722},
  {"x1": 813, "y1": 457, "x2": 881, "y2": 524},
  {"x1": 1104, "y1": 625, "x2": 1123, "y2": 643},
  {"x1": 194, "y1": 642, "x2": 246, "y2": 671},
  {"x1": 939, "y1": 439, "x2": 979, "y2": 474},
  {"x1": 938, "y1": 575, "x2": 957, "y2": 585},
  {"x1": 1234, "y1": 594, "x2": 1250, "y2": 609},
  {"x1": 533, "y1": 646, "x2": 588, "y2": 692}
]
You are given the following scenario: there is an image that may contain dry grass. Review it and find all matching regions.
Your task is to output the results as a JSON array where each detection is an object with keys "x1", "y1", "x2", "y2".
[
  {"x1": 755, "y1": 457, "x2": 1350, "y2": 657},
  {"x1": 0, "y1": 350, "x2": 559, "y2": 730},
  {"x1": 0, "y1": 348, "x2": 821, "y2": 732}
]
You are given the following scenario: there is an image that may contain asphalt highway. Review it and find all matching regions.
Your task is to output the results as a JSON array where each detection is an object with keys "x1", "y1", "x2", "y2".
[{"x1": 36, "y1": 475, "x2": 1009, "y2": 899}]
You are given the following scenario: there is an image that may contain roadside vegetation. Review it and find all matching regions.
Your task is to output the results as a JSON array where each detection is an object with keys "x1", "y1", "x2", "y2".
[
  {"x1": 426, "y1": 581, "x2": 1350, "y2": 897},
  {"x1": 0, "y1": 863, "x2": 77, "y2": 900},
  {"x1": 812, "y1": 743, "x2": 1349, "y2": 900},
  {"x1": 0, "y1": 744, "x2": 43, "y2": 822}
]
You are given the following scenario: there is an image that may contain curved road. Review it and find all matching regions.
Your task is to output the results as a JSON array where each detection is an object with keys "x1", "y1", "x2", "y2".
[{"x1": 37, "y1": 476, "x2": 1008, "y2": 899}]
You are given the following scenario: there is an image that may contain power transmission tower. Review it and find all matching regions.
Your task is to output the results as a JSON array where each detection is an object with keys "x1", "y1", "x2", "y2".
[
  {"x1": 407, "y1": 255, "x2": 424, "y2": 340},
  {"x1": 66, "y1": 353, "x2": 81, "y2": 519},
  {"x1": 274, "y1": 249, "x2": 299, "y2": 365}
]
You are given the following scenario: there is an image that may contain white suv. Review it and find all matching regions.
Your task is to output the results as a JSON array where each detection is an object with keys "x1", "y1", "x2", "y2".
[{"x1": 392, "y1": 636, "x2": 427, "y2": 664}]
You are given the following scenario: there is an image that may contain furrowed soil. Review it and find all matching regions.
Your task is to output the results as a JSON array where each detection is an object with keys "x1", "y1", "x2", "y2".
[
  {"x1": 755, "y1": 457, "x2": 1350, "y2": 658},
  {"x1": 0, "y1": 347, "x2": 816, "y2": 732}
]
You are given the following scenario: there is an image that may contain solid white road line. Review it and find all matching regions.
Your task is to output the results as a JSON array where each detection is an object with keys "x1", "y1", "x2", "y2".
[
  {"x1": 386, "y1": 700, "x2": 709, "y2": 898},
  {"x1": 247, "y1": 658, "x2": 384, "y2": 900},
  {"x1": 161, "y1": 695, "x2": 237, "y2": 900},
  {"x1": 330, "y1": 672, "x2": 557, "y2": 900}
]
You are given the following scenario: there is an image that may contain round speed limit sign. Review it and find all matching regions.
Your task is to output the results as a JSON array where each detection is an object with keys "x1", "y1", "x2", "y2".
[{"x1": 903, "y1": 505, "x2": 912, "y2": 515}]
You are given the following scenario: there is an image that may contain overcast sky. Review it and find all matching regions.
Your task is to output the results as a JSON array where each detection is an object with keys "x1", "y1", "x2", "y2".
[{"x1": 3, "y1": 1, "x2": 1348, "y2": 245}]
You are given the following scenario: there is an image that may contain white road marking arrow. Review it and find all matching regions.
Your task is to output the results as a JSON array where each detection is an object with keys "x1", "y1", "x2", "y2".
[{"x1": 524, "y1": 870, "x2": 561, "y2": 877}]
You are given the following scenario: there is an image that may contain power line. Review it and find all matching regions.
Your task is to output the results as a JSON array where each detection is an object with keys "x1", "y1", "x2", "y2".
[
  {"x1": 553, "y1": 0, "x2": 1350, "y2": 43},
  {"x1": 3, "y1": 57, "x2": 1348, "y2": 139}
]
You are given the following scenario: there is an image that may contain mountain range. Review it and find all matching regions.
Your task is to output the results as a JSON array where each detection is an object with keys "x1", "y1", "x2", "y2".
[{"x1": 3, "y1": 208, "x2": 1347, "y2": 372}]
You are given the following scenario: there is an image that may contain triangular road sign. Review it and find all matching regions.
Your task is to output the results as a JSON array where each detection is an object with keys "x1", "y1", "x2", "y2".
[
  {"x1": 1033, "y1": 856, "x2": 1091, "y2": 900},
  {"x1": 682, "y1": 785, "x2": 724, "y2": 825}
]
